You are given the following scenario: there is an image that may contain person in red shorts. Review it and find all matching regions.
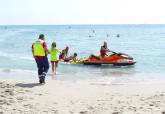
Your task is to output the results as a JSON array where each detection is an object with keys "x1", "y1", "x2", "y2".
[
  {"x1": 59, "y1": 46, "x2": 69, "y2": 60},
  {"x1": 50, "y1": 42, "x2": 60, "y2": 75},
  {"x1": 89, "y1": 42, "x2": 110, "y2": 60},
  {"x1": 100, "y1": 41, "x2": 110, "y2": 60}
]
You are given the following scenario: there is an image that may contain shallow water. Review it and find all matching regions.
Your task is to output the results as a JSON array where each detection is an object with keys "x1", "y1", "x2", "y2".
[{"x1": 0, "y1": 25, "x2": 165, "y2": 84}]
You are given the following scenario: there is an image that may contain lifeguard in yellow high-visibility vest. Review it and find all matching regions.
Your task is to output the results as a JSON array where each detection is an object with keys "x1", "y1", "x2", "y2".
[
  {"x1": 32, "y1": 34, "x2": 49, "y2": 84},
  {"x1": 50, "y1": 42, "x2": 61, "y2": 75}
]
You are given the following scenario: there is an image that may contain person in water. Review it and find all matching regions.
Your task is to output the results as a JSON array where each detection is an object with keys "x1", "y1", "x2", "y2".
[
  {"x1": 64, "y1": 53, "x2": 77, "y2": 62},
  {"x1": 59, "y1": 46, "x2": 69, "y2": 60},
  {"x1": 117, "y1": 34, "x2": 120, "y2": 38},
  {"x1": 32, "y1": 34, "x2": 49, "y2": 84},
  {"x1": 100, "y1": 41, "x2": 110, "y2": 59},
  {"x1": 89, "y1": 42, "x2": 110, "y2": 60},
  {"x1": 50, "y1": 42, "x2": 60, "y2": 75}
]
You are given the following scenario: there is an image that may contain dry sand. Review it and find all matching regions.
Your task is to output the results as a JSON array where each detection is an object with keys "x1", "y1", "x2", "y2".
[{"x1": 0, "y1": 79, "x2": 165, "y2": 114}]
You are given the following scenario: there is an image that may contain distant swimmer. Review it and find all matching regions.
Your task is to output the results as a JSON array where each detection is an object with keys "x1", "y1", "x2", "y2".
[
  {"x1": 89, "y1": 35, "x2": 92, "y2": 37},
  {"x1": 117, "y1": 34, "x2": 120, "y2": 38},
  {"x1": 92, "y1": 30, "x2": 95, "y2": 33},
  {"x1": 107, "y1": 34, "x2": 110, "y2": 37}
]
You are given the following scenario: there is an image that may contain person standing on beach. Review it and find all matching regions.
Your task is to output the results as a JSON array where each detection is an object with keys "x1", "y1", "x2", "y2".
[
  {"x1": 32, "y1": 34, "x2": 49, "y2": 84},
  {"x1": 50, "y1": 42, "x2": 60, "y2": 75}
]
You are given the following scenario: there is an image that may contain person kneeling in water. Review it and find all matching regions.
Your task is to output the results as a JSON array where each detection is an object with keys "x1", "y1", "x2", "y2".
[
  {"x1": 59, "y1": 46, "x2": 69, "y2": 60},
  {"x1": 64, "y1": 53, "x2": 77, "y2": 62}
]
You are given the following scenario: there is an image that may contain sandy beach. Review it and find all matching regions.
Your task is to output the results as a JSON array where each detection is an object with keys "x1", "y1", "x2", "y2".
[
  {"x1": 0, "y1": 78, "x2": 165, "y2": 114},
  {"x1": 1, "y1": 0, "x2": 165, "y2": 112}
]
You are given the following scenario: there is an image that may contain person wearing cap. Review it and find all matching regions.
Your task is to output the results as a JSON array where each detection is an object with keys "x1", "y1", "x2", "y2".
[{"x1": 32, "y1": 34, "x2": 49, "y2": 84}]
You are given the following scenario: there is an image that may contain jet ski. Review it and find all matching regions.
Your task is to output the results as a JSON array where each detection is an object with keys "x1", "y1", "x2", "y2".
[
  {"x1": 83, "y1": 52, "x2": 136, "y2": 66},
  {"x1": 69, "y1": 52, "x2": 136, "y2": 66}
]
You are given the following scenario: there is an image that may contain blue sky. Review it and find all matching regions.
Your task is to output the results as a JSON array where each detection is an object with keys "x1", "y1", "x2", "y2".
[{"x1": 0, "y1": 0, "x2": 165, "y2": 25}]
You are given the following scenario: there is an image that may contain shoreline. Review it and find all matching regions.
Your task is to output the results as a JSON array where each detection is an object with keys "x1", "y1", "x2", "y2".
[
  {"x1": 0, "y1": 70, "x2": 165, "y2": 86},
  {"x1": 0, "y1": 79, "x2": 165, "y2": 114}
]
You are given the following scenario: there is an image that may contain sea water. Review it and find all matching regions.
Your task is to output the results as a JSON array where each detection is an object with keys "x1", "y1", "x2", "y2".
[{"x1": 0, "y1": 25, "x2": 165, "y2": 85}]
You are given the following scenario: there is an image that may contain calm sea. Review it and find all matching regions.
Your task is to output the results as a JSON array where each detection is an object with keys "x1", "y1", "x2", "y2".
[{"x1": 0, "y1": 25, "x2": 165, "y2": 84}]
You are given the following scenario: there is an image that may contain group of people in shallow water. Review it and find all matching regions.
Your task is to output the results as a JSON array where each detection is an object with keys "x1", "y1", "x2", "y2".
[{"x1": 32, "y1": 34, "x2": 110, "y2": 84}]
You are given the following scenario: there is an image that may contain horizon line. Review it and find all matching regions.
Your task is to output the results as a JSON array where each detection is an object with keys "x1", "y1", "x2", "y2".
[{"x1": 1, "y1": 23, "x2": 165, "y2": 26}]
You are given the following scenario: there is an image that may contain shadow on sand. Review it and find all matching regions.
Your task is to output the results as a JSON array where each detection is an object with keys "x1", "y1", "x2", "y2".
[{"x1": 15, "y1": 83, "x2": 41, "y2": 88}]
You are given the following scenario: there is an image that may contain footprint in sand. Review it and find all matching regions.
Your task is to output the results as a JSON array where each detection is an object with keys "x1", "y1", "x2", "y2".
[
  {"x1": 51, "y1": 109, "x2": 58, "y2": 113},
  {"x1": 88, "y1": 106, "x2": 94, "y2": 110},
  {"x1": 8, "y1": 99, "x2": 15, "y2": 103},
  {"x1": 4, "y1": 89, "x2": 14, "y2": 96},
  {"x1": 0, "y1": 95, "x2": 5, "y2": 98},
  {"x1": 79, "y1": 111, "x2": 88, "y2": 114},
  {"x1": 112, "y1": 112, "x2": 120, "y2": 114},
  {"x1": 16, "y1": 96, "x2": 23, "y2": 101},
  {"x1": 149, "y1": 104, "x2": 154, "y2": 106},
  {"x1": 0, "y1": 99, "x2": 7, "y2": 105},
  {"x1": 53, "y1": 102, "x2": 57, "y2": 104},
  {"x1": 162, "y1": 111, "x2": 165, "y2": 114},
  {"x1": 70, "y1": 111, "x2": 74, "y2": 113}
]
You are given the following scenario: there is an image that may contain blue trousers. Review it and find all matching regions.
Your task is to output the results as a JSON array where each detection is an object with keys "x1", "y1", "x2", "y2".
[{"x1": 35, "y1": 57, "x2": 49, "y2": 79}]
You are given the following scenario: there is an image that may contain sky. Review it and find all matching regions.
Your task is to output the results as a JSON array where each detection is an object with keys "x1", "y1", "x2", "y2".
[{"x1": 0, "y1": 0, "x2": 165, "y2": 25}]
